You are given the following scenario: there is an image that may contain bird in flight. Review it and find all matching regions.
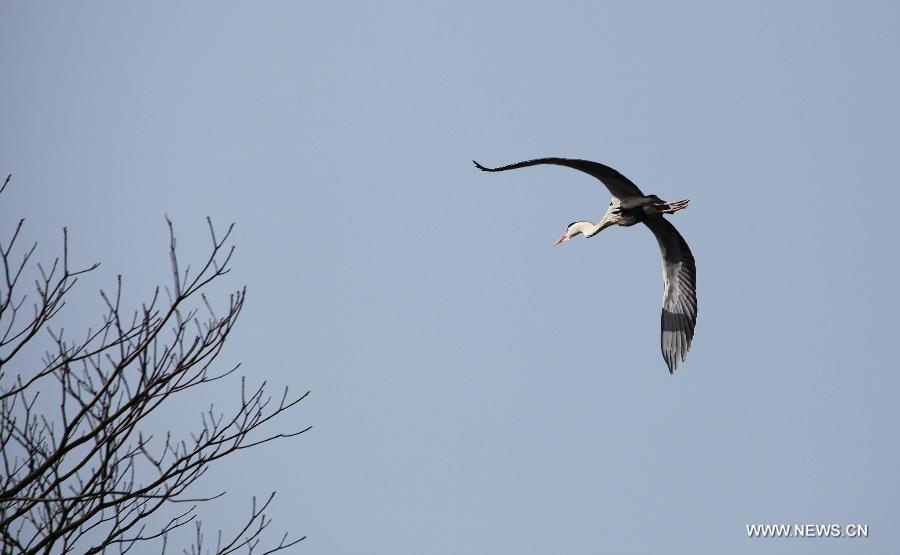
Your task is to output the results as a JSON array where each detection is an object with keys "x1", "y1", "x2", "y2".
[{"x1": 473, "y1": 157, "x2": 697, "y2": 373}]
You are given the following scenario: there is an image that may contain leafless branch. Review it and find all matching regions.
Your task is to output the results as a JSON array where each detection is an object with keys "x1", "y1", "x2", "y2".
[{"x1": 0, "y1": 178, "x2": 308, "y2": 553}]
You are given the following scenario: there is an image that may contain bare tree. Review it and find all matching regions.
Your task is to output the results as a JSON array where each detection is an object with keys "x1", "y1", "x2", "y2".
[{"x1": 0, "y1": 175, "x2": 309, "y2": 554}]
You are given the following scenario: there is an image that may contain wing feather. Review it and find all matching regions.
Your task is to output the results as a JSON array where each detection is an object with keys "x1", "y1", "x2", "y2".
[
  {"x1": 473, "y1": 157, "x2": 644, "y2": 203},
  {"x1": 643, "y1": 216, "x2": 697, "y2": 373}
]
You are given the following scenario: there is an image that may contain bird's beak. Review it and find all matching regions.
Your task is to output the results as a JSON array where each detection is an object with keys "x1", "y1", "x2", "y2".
[{"x1": 554, "y1": 234, "x2": 567, "y2": 246}]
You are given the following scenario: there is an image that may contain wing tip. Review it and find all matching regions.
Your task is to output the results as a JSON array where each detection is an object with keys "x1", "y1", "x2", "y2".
[
  {"x1": 473, "y1": 160, "x2": 491, "y2": 171},
  {"x1": 665, "y1": 354, "x2": 677, "y2": 374},
  {"x1": 663, "y1": 347, "x2": 692, "y2": 374}
]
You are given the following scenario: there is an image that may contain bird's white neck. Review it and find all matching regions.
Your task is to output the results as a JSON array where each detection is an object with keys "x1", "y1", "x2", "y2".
[{"x1": 573, "y1": 218, "x2": 613, "y2": 238}]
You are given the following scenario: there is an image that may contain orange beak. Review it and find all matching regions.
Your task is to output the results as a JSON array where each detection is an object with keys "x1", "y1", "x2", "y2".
[{"x1": 554, "y1": 233, "x2": 567, "y2": 246}]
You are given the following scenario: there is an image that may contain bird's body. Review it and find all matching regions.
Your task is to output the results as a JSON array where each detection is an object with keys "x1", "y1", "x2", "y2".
[{"x1": 474, "y1": 157, "x2": 697, "y2": 373}]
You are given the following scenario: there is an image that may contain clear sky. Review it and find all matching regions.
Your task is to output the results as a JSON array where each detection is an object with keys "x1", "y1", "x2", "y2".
[{"x1": 2, "y1": 2, "x2": 899, "y2": 553}]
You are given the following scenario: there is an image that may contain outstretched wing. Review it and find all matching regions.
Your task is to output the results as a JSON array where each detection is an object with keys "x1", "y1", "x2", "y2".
[
  {"x1": 643, "y1": 216, "x2": 697, "y2": 373},
  {"x1": 473, "y1": 157, "x2": 644, "y2": 203}
]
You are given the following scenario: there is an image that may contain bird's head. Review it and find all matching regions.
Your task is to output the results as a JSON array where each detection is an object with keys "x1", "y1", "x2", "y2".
[{"x1": 555, "y1": 221, "x2": 589, "y2": 246}]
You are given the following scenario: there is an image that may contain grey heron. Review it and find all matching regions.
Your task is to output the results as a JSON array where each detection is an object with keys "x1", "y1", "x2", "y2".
[{"x1": 474, "y1": 157, "x2": 697, "y2": 373}]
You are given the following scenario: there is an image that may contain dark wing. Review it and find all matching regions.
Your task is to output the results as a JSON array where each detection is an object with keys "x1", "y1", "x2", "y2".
[
  {"x1": 643, "y1": 216, "x2": 697, "y2": 373},
  {"x1": 473, "y1": 157, "x2": 644, "y2": 203}
]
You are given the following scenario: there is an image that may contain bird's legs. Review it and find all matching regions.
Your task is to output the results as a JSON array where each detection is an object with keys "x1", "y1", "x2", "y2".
[{"x1": 654, "y1": 199, "x2": 689, "y2": 214}]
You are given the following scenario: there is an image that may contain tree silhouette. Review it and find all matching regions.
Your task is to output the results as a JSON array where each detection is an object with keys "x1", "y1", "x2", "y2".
[{"x1": 0, "y1": 175, "x2": 309, "y2": 554}]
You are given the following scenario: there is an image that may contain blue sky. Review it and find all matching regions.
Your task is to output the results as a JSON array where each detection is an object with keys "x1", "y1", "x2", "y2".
[{"x1": 2, "y1": 2, "x2": 899, "y2": 553}]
